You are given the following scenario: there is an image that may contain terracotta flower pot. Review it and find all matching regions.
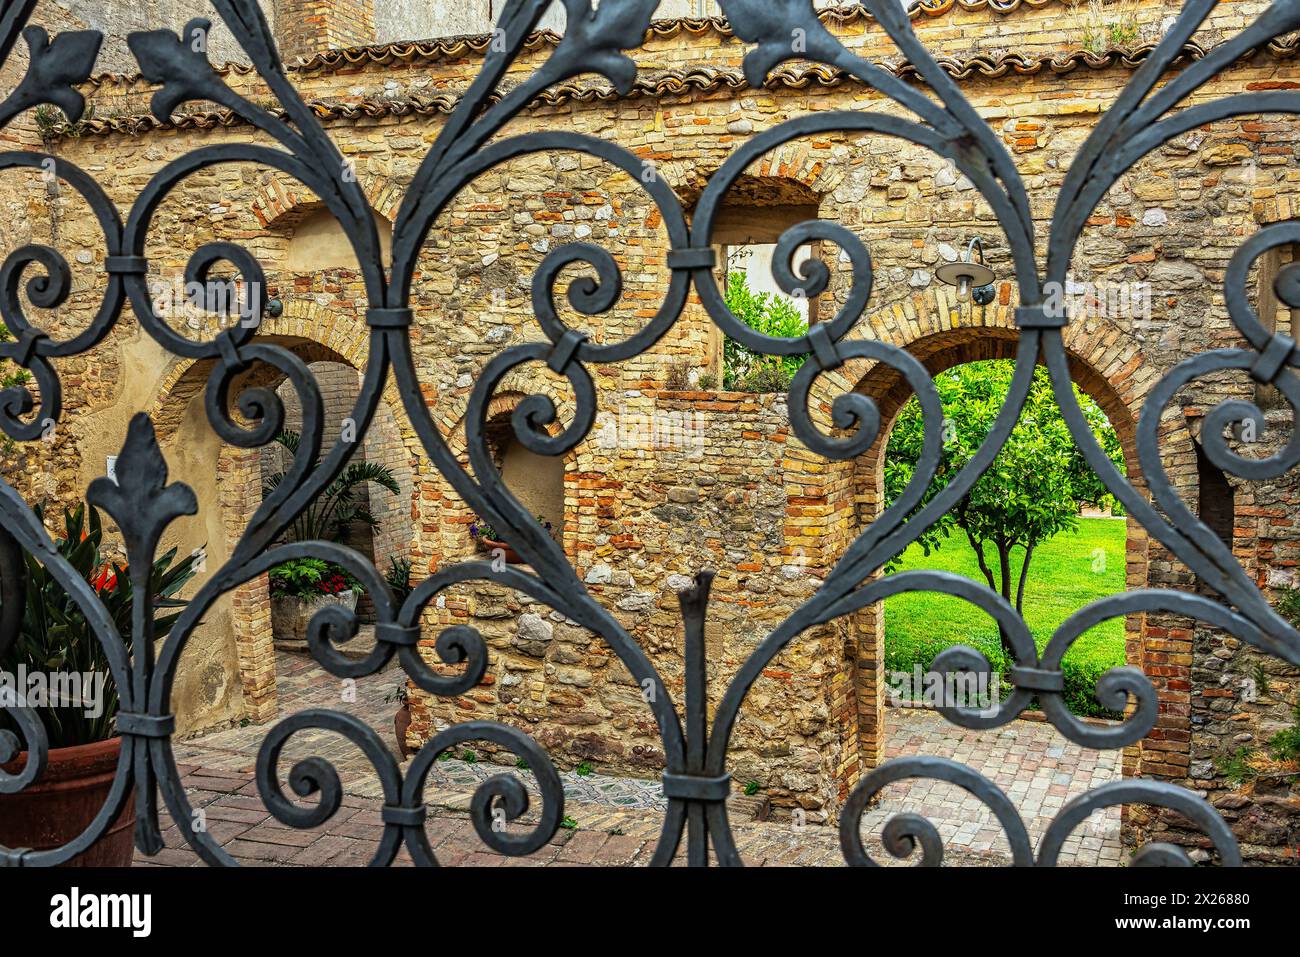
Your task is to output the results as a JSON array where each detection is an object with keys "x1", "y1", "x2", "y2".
[
  {"x1": 394, "y1": 704, "x2": 412, "y2": 761},
  {"x1": 477, "y1": 538, "x2": 524, "y2": 565},
  {"x1": 0, "y1": 736, "x2": 135, "y2": 866}
]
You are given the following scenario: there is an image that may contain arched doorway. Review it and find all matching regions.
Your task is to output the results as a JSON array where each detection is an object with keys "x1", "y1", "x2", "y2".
[
  {"x1": 151, "y1": 327, "x2": 414, "y2": 724},
  {"x1": 847, "y1": 324, "x2": 1154, "y2": 784}
]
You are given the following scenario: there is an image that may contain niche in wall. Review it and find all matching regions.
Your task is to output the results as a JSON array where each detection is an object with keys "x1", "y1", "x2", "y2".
[{"x1": 284, "y1": 207, "x2": 394, "y2": 273}]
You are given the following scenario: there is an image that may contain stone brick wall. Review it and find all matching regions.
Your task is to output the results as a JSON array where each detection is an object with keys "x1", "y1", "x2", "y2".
[
  {"x1": 2, "y1": 0, "x2": 1298, "y2": 856},
  {"x1": 409, "y1": 390, "x2": 859, "y2": 820}
]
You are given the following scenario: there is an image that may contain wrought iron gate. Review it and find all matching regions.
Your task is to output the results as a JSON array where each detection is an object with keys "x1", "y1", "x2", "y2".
[{"x1": 2, "y1": 0, "x2": 1300, "y2": 867}]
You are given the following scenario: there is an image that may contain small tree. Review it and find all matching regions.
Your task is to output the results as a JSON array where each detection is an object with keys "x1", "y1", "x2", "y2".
[{"x1": 885, "y1": 361, "x2": 1125, "y2": 655}]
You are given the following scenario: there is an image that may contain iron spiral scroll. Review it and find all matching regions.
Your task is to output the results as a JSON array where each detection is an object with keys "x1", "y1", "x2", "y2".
[{"x1": 0, "y1": 0, "x2": 1298, "y2": 867}]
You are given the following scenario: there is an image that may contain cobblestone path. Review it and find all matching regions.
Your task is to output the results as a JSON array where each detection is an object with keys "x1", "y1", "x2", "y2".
[{"x1": 140, "y1": 650, "x2": 1123, "y2": 866}]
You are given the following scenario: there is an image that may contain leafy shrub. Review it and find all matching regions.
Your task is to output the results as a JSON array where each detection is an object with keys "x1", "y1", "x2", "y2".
[
  {"x1": 739, "y1": 364, "x2": 794, "y2": 394},
  {"x1": 882, "y1": 630, "x2": 1123, "y2": 720},
  {"x1": 263, "y1": 430, "x2": 399, "y2": 544},
  {"x1": 386, "y1": 556, "x2": 414, "y2": 604},
  {"x1": 721, "y1": 270, "x2": 808, "y2": 392},
  {"x1": 0, "y1": 504, "x2": 198, "y2": 747}
]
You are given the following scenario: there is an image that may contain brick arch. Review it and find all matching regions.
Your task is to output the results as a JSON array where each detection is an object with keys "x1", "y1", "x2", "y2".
[
  {"x1": 150, "y1": 305, "x2": 378, "y2": 437},
  {"x1": 670, "y1": 136, "x2": 842, "y2": 205},
  {"x1": 842, "y1": 314, "x2": 1176, "y2": 789},
  {"x1": 444, "y1": 389, "x2": 566, "y2": 461},
  {"x1": 252, "y1": 170, "x2": 403, "y2": 231}
]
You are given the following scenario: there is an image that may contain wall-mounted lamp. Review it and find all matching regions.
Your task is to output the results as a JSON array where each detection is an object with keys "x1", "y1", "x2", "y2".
[{"x1": 935, "y1": 237, "x2": 997, "y2": 306}]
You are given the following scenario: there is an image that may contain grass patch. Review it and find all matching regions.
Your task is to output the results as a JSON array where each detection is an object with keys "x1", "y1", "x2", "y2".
[{"x1": 884, "y1": 517, "x2": 1127, "y2": 718}]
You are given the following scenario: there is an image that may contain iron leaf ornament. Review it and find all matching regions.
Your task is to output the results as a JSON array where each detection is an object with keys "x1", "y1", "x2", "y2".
[
  {"x1": 87, "y1": 413, "x2": 198, "y2": 567},
  {"x1": 0, "y1": 25, "x2": 101, "y2": 127},
  {"x1": 127, "y1": 18, "x2": 230, "y2": 123},
  {"x1": 548, "y1": 0, "x2": 661, "y2": 94},
  {"x1": 716, "y1": 0, "x2": 846, "y2": 87}
]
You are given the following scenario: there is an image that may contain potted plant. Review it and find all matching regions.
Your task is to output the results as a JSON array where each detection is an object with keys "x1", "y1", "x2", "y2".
[
  {"x1": 263, "y1": 430, "x2": 399, "y2": 644},
  {"x1": 268, "y1": 557, "x2": 364, "y2": 649},
  {"x1": 469, "y1": 515, "x2": 555, "y2": 565},
  {"x1": 0, "y1": 504, "x2": 197, "y2": 866},
  {"x1": 385, "y1": 556, "x2": 413, "y2": 605}
]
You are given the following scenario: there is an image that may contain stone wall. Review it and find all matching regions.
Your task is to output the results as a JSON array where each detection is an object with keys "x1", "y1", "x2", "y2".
[
  {"x1": 1, "y1": 0, "x2": 1297, "y2": 856},
  {"x1": 410, "y1": 390, "x2": 858, "y2": 820}
]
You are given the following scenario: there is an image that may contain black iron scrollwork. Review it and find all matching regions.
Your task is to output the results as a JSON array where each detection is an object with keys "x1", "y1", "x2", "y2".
[{"x1": 1, "y1": 0, "x2": 1298, "y2": 867}]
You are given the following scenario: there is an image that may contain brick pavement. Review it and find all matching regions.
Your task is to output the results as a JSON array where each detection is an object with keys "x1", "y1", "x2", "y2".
[{"x1": 138, "y1": 651, "x2": 1124, "y2": 867}]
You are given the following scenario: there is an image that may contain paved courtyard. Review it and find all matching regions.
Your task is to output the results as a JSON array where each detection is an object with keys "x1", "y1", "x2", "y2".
[{"x1": 139, "y1": 650, "x2": 1124, "y2": 867}]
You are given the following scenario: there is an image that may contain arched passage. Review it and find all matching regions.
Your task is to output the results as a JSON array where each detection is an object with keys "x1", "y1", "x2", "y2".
[
  {"x1": 847, "y1": 323, "x2": 1158, "y2": 786},
  {"x1": 150, "y1": 319, "x2": 415, "y2": 724}
]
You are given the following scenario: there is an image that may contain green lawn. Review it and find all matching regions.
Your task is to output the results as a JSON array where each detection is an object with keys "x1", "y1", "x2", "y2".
[{"x1": 883, "y1": 517, "x2": 1127, "y2": 716}]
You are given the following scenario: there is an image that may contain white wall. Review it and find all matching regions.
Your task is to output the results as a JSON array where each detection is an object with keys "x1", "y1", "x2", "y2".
[{"x1": 373, "y1": 1, "x2": 860, "y2": 44}]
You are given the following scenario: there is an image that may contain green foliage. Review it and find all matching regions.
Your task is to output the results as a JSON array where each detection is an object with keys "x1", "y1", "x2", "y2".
[
  {"x1": 0, "y1": 326, "x2": 32, "y2": 454},
  {"x1": 1251, "y1": 660, "x2": 1271, "y2": 697},
  {"x1": 268, "y1": 557, "x2": 362, "y2": 600},
  {"x1": 470, "y1": 514, "x2": 554, "y2": 544},
  {"x1": 884, "y1": 518, "x2": 1126, "y2": 719},
  {"x1": 560, "y1": 816, "x2": 578, "y2": 830},
  {"x1": 1269, "y1": 720, "x2": 1300, "y2": 763},
  {"x1": 265, "y1": 429, "x2": 397, "y2": 601},
  {"x1": 268, "y1": 557, "x2": 326, "y2": 598},
  {"x1": 385, "y1": 556, "x2": 414, "y2": 604},
  {"x1": 0, "y1": 325, "x2": 31, "y2": 390},
  {"x1": 1215, "y1": 747, "x2": 1259, "y2": 787},
  {"x1": 743, "y1": 780, "x2": 760, "y2": 796},
  {"x1": 1273, "y1": 584, "x2": 1300, "y2": 629},
  {"x1": 33, "y1": 103, "x2": 96, "y2": 140},
  {"x1": 884, "y1": 629, "x2": 1121, "y2": 720},
  {"x1": 575, "y1": 760, "x2": 593, "y2": 776},
  {"x1": 884, "y1": 361, "x2": 1125, "y2": 652},
  {"x1": 721, "y1": 269, "x2": 808, "y2": 393},
  {"x1": 0, "y1": 504, "x2": 197, "y2": 747}
]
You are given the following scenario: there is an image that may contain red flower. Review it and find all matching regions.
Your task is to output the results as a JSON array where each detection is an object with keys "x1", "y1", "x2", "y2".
[{"x1": 92, "y1": 565, "x2": 119, "y2": 593}]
